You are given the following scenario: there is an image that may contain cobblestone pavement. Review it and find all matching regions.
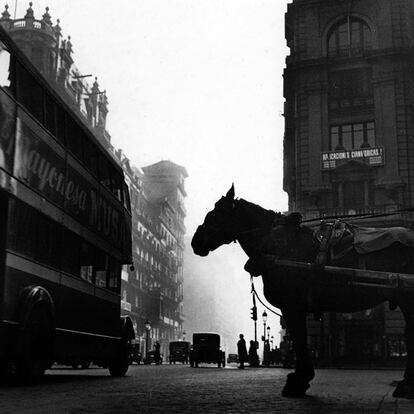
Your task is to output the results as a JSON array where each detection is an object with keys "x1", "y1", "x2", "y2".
[{"x1": 0, "y1": 364, "x2": 413, "y2": 413}]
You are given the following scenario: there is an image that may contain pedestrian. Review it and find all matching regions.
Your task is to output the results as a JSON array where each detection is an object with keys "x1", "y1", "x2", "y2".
[
  {"x1": 154, "y1": 341, "x2": 161, "y2": 365},
  {"x1": 248, "y1": 340, "x2": 259, "y2": 367},
  {"x1": 237, "y1": 334, "x2": 248, "y2": 369}
]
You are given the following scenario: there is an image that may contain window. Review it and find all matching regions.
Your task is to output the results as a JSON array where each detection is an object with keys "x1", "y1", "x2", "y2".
[
  {"x1": 44, "y1": 92, "x2": 57, "y2": 137},
  {"x1": 108, "y1": 257, "x2": 121, "y2": 293},
  {"x1": 328, "y1": 17, "x2": 371, "y2": 56},
  {"x1": 329, "y1": 68, "x2": 373, "y2": 109},
  {"x1": 36, "y1": 214, "x2": 61, "y2": 268},
  {"x1": 98, "y1": 154, "x2": 112, "y2": 192},
  {"x1": 330, "y1": 121, "x2": 375, "y2": 150},
  {"x1": 111, "y1": 171, "x2": 123, "y2": 202},
  {"x1": 7, "y1": 198, "x2": 37, "y2": 258},
  {"x1": 66, "y1": 117, "x2": 84, "y2": 162},
  {"x1": 80, "y1": 241, "x2": 94, "y2": 283},
  {"x1": 94, "y1": 249, "x2": 108, "y2": 288},
  {"x1": 54, "y1": 105, "x2": 65, "y2": 144},
  {"x1": 16, "y1": 62, "x2": 44, "y2": 124},
  {"x1": 61, "y1": 229, "x2": 80, "y2": 276},
  {"x1": 83, "y1": 140, "x2": 99, "y2": 178},
  {"x1": 0, "y1": 43, "x2": 13, "y2": 91}
]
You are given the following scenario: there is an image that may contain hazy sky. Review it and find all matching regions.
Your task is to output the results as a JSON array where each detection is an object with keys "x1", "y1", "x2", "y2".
[{"x1": 11, "y1": 0, "x2": 291, "y2": 343}]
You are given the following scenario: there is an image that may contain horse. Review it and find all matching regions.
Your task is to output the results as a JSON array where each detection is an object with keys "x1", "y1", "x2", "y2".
[{"x1": 191, "y1": 184, "x2": 414, "y2": 399}]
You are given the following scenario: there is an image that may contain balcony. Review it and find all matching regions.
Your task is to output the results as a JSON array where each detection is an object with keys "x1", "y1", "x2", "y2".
[{"x1": 302, "y1": 204, "x2": 413, "y2": 227}]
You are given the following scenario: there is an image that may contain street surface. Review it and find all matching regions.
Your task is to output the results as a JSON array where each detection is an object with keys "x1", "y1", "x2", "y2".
[{"x1": 0, "y1": 364, "x2": 413, "y2": 413}]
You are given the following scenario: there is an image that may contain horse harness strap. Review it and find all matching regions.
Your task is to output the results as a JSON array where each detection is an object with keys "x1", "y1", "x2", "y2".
[{"x1": 314, "y1": 220, "x2": 353, "y2": 265}]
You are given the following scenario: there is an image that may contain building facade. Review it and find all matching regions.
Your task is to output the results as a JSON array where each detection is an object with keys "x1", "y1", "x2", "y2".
[
  {"x1": 283, "y1": 0, "x2": 414, "y2": 364},
  {"x1": 3, "y1": 4, "x2": 188, "y2": 361},
  {"x1": 120, "y1": 160, "x2": 188, "y2": 359}
]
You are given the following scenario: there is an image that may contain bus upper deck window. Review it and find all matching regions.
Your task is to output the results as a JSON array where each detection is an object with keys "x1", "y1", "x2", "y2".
[
  {"x1": 0, "y1": 43, "x2": 13, "y2": 91},
  {"x1": 111, "y1": 171, "x2": 123, "y2": 202},
  {"x1": 122, "y1": 183, "x2": 131, "y2": 212},
  {"x1": 108, "y1": 257, "x2": 121, "y2": 293},
  {"x1": 94, "y1": 249, "x2": 107, "y2": 288},
  {"x1": 98, "y1": 155, "x2": 112, "y2": 192}
]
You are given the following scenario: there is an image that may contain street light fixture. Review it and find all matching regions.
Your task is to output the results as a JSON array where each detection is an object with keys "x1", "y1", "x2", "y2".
[
  {"x1": 271, "y1": 335, "x2": 274, "y2": 350},
  {"x1": 267, "y1": 326, "x2": 271, "y2": 342},
  {"x1": 262, "y1": 311, "x2": 267, "y2": 365},
  {"x1": 145, "y1": 320, "x2": 151, "y2": 362}
]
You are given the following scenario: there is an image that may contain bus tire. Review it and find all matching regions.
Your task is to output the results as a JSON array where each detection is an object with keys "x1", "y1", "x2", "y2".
[
  {"x1": 108, "y1": 339, "x2": 130, "y2": 377},
  {"x1": 18, "y1": 306, "x2": 52, "y2": 384}
]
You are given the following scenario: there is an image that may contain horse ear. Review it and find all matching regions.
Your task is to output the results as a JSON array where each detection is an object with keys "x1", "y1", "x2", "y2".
[
  {"x1": 225, "y1": 184, "x2": 235, "y2": 200},
  {"x1": 287, "y1": 212, "x2": 302, "y2": 227}
]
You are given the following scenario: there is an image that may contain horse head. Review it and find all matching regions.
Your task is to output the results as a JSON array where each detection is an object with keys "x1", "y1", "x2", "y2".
[{"x1": 191, "y1": 184, "x2": 238, "y2": 256}]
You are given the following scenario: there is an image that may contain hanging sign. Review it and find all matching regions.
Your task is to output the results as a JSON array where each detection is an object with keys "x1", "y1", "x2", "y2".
[{"x1": 321, "y1": 146, "x2": 384, "y2": 170}]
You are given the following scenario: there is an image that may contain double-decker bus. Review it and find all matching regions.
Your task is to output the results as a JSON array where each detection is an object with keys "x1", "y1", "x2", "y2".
[{"x1": 0, "y1": 24, "x2": 134, "y2": 383}]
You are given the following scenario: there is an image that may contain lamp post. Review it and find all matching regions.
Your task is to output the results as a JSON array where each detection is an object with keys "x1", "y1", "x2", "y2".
[
  {"x1": 271, "y1": 335, "x2": 274, "y2": 350},
  {"x1": 267, "y1": 326, "x2": 271, "y2": 342},
  {"x1": 262, "y1": 311, "x2": 267, "y2": 364},
  {"x1": 145, "y1": 320, "x2": 151, "y2": 362}
]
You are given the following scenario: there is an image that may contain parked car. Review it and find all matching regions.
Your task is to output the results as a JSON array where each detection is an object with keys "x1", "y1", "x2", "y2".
[
  {"x1": 227, "y1": 353, "x2": 239, "y2": 364},
  {"x1": 190, "y1": 333, "x2": 225, "y2": 368},
  {"x1": 129, "y1": 341, "x2": 142, "y2": 365},
  {"x1": 144, "y1": 350, "x2": 163, "y2": 365},
  {"x1": 169, "y1": 341, "x2": 191, "y2": 364}
]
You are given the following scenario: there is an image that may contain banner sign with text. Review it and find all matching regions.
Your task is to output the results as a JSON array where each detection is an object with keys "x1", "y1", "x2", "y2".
[{"x1": 321, "y1": 146, "x2": 384, "y2": 170}]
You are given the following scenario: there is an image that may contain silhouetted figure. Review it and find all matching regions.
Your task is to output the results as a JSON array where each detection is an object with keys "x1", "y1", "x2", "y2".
[
  {"x1": 154, "y1": 341, "x2": 161, "y2": 365},
  {"x1": 263, "y1": 339, "x2": 271, "y2": 366},
  {"x1": 237, "y1": 334, "x2": 248, "y2": 369},
  {"x1": 248, "y1": 340, "x2": 260, "y2": 367}
]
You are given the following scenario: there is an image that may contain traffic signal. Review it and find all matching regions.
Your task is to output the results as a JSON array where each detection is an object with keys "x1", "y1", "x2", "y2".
[{"x1": 250, "y1": 306, "x2": 257, "y2": 321}]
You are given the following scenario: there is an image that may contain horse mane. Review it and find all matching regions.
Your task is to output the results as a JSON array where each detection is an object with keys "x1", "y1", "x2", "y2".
[{"x1": 236, "y1": 198, "x2": 281, "y2": 226}]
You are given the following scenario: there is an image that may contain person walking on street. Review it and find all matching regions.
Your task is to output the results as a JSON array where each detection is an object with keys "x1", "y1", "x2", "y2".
[
  {"x1": 154, "y1": 341, "x2": 161, "y2": 365},
  {"x1": 248, "y1": 340, "x2": 259, "y2": 367},
  {"x1": 237, "y1": 334, "x2": 248, "y2": 369}
]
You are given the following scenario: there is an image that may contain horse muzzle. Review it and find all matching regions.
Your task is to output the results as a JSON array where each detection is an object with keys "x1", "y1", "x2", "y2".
[{"x1": 191, "y1": 227, "x2": 211, "y2": 256}]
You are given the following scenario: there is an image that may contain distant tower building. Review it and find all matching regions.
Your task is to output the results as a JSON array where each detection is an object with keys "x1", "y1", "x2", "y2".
[
  {"x1": 142, "y1": 161, "x2": 187, "y2": 336},
  {"x1": 283, "y1": 0, "x2": 414, "y2": 364},
  {"x1": 117, "y1": 159, "x2": 188, "y2": 359}
]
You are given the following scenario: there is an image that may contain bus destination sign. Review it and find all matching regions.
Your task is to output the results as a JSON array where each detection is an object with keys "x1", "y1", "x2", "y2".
[{"x1": 321, "y1": 146, "x2": 384, "y2": 170}]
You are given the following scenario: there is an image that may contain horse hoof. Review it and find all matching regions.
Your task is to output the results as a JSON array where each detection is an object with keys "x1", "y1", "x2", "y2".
[
  {"x1": 282, "y1": 385, "x2": 308, "y2": 398},
  {"x1": 281, "y1": 373, "x2": 310, "y2": 398},
  {"x1": 393, "y1": 380, "x2": 414, "y2": 399}
]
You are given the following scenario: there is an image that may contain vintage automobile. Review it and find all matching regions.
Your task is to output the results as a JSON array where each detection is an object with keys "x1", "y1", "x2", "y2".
[
  {"x1": 227, "y1": 353, "x2": 239, "y2": 364},
  {"x1": 129, "y1": 341, "x2": 142, "y2": 365},
  {"x1": 189, "y1": 333, "x2": 225, "y2": 368},
  {"x1": 169, "y1": 341, "x2": 191, "y2": 364},
  {"x1": 144, "y1": 350, "x2": 163, "y2": 365}
]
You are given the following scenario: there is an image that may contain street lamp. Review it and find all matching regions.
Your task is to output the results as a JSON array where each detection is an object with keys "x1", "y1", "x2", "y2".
[
  {"x1": 267, "y1": 326, "x2": 271, "y2": 342},
  {"x1": 271, "y1": 335, "x2": 274, "y2": 351},
  {"x1": 262, "y1": 311, "x2": 267, "y2": 364},
  {"x1": 145, "y1": 320, "x2": 151, "y2": 361}
]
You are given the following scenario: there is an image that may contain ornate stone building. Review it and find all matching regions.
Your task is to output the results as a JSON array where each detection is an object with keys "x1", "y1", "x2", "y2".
[
  {"x1": 0, "y1": 2, "x2": 111, "y2": 150},
  {"x1": 119, "y1": 158, "x2": 188, "y2": 359},
  {"x1": 283, "y1": 0, "x2": 414, "y2": 364}
]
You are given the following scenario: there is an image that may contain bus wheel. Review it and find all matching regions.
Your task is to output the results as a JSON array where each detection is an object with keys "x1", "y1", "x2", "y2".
[
  {"x1": 108, "y1": 339, "x2": 130, "y2": 377},
  {"x1": 18, "y1": 307, "x2": 52, "y2": 384}
]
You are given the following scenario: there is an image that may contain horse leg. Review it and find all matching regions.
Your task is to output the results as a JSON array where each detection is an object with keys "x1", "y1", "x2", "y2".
[
  {"x1": 393, "y1": 308, "x2": 414, "y2": 399},
  {"x1": 281, "y1": 309, "x2": 314, "y2": 398}
]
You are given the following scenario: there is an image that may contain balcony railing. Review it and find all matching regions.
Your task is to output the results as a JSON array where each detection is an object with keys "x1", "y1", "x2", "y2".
[{"x1": 302, "y1": 204, "x2": 410, "y2": 224}]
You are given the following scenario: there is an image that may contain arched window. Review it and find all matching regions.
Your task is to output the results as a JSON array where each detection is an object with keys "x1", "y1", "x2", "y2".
[{"x1": 328, "y1": 17, "x2": 371, "y2": 56}]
